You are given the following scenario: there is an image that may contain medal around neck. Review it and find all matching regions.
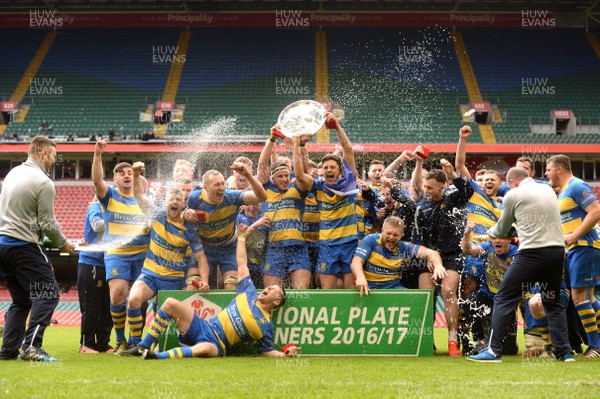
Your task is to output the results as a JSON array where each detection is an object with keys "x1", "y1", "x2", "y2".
[{"x1": 277, "y1": 100, "x2": 326, "y2": 138}]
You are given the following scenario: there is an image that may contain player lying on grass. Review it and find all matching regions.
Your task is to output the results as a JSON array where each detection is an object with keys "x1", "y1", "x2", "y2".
[{"x1": 122, "y1": 223, "x2": 301, "y2": 359}]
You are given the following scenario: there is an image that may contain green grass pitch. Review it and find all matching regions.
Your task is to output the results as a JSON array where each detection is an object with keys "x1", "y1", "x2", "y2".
[{"x1": 1, "y1": 327, "x2": 598, "y2": 398}]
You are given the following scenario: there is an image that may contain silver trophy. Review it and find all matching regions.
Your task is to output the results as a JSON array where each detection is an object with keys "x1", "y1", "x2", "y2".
[{"x1": 277, "y1": 100, "x2": 326, "y2": 138}]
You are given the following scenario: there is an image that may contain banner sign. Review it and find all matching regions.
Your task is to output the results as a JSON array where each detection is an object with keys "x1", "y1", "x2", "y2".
[
  {"x1": 470, "y1": 101, "x2": 490, "y2": 113},
  {"x1": 157, "y1": 101, "x2": 174, "y2": 111},
  {"x1": 552, "y1": 110, "x2": 572, "y2": 119},
  {"x1": 0, "y1": 102, "x2": 18, "y2": 112},
  {"x1": 1, "y1": 12, "x2": 529, "y2": 28},
  {"x1": 157, "y1": 289, "x2": 434, "y2": 356}
]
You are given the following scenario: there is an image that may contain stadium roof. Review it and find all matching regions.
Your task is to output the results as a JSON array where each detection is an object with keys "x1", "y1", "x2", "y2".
[{"x1": 0, "y1": 0, "x2": 597, "y2": 13}]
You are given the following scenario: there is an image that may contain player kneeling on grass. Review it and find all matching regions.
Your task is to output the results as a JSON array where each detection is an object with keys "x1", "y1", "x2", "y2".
[
  {"x1": 351, "y1": 216, "x2": 446, "y2": 296},
  {"x1": 123, "y1": 223, "x2": 301, "y2": 359},
  {"x1": 460, "y1": 222, "x2": 520, "y2": 356},
  {"x1": 121, "y1": 162, "x2": 210, "y2": 353}
]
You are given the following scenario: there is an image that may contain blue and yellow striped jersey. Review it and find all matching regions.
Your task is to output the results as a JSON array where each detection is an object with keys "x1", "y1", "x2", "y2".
[
  {"x1": 465, "y1": 178, "x2": 503, "y2": 270},
  {"x1": 302, "y1": 194, "x2": 320, "y2": 244},
  {"x1": 99, "y1": 186, "x2": 150, "y2": 260},
  {"x1": 209, "y1": 276, "x2": 275, "y2": 354},
  {"x1": 465, "y1": 178, "x2": 503, "y2": 243},
  {"x1": 79, "y1": 201, "x2": 104, "y2": 266},
  {"x1": 261, "y1": 181, "x2": 307, "y2": 247},
  {"x1": 354, "y1": 234, "x2": 420, "y2": 282},
  {"x1": 479, "y1": 241, "x2": 519, "y2": 298},
  {"x1": 558, "y1": 177, "x2": 600, "y2": 251},
  {"x1": 356, "y1": 191, "x2": 370, "y2": 240},
  {"x1": 187, "y1": 188, "x2": 245, "y2": 247},
  {"x1": 312, "y1": 180, "x2": 358, "y2": 245},
  {"x1": 143, "y1": 209, "x2": 203, "y2": 279}
]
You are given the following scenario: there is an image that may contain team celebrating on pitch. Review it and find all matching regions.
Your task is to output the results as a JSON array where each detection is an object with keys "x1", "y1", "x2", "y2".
[{"x1": 1, "y1": 112, "x2": 599, "y2": 363}]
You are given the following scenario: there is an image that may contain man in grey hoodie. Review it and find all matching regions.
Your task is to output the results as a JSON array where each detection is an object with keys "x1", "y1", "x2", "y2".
[
  {"x1": 0, "y1": 136, "x2": 75, "y2": 362},
  {"x1": 467, "y1": 167, "x2": 573, "y2": 363}
]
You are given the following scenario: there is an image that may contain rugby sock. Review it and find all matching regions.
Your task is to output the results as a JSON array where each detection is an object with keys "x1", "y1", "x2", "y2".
[
  {"x1": 110, "y1": 302, "x2": 127, "y2": 343},
  {"x1": 590, "y1": 300, "x2": 600, "y2": 330},
  {"x1": 155, "y1": 347, "x2": 193, "y2": 359},
  {"x1": 140, "y1": 309, "x2": 171, "y2": 349},
  {"x1": 127, "y1": 307, "x2": 144, "y2": 346},
  {"x1": 448, "y1": 330, "x2": 458, "y2": 341},
  {"x1": 533, "y1": 319, "x2": 552, "y2": 348},
  {"x1": 575, "y1": 301, "x2": 600, "y2": 348}
]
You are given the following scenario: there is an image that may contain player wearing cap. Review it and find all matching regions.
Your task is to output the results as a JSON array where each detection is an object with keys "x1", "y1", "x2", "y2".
[{"x1": 461, "y1": 221, "x2": 519, "y2": 355}]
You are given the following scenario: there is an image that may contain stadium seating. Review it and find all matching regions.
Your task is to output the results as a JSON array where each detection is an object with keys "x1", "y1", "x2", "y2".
[
  {"x1": 0, "y1": 29, "x2": 46, "y2": 102},
  {"x1": 327, "y1": 27, "x2": 470, "y2": 143},
  {"x1": 54, "y1": 185, "x2": 95, "y2": 240},
  {"x1": 177, "y1": 27, "x2": 316, "y2": 138},
  {"x1": 5, "y1": 28, "x2": 181, "y2": 137},
  {"x1": 2, "y1": 27, "x2": 599, "y2": 144},
  {"x1": 461, "y1": 28, "x2": 600, "y2": 144}
]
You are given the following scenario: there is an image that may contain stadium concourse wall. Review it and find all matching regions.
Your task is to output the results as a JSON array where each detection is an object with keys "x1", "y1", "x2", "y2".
[{"x1": 2, "y1": 141, "x2": 599, "y2": 154}]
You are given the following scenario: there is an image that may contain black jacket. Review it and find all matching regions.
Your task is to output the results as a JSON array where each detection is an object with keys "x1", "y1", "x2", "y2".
[{"x1": 411, "y1": 175, "x2": 474, "y2": 256}]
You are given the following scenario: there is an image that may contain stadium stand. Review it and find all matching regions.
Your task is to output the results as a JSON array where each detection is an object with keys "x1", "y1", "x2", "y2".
[
  {"x1": 0, "y1": 29, "x2": 46, "y2": 101},
  {"x1": 177, "y1": 27, "x2": 316, "y2": 137},
  {"x1": 4, "y1": 28, "x2": 181, "y2": 138},
  {"x1": 462, "y1": 28, "x2": 600, "y2": 144},
  {"x1": 54, "y1": 185, "x2": 95, "y2": 240},
  {"x1": 1, "y1": 27, "x2": 599, "y2": 145},
  {"x1": 327, "y1": 27, "x2": 470, "y2": 143}
]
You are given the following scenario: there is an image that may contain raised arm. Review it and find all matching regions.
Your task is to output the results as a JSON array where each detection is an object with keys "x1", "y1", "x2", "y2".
[
  {"x1": 292, "y1": 134, "x2": 314, "y2": 192},
  {"x1": 132, "y1": 161, "x2": 153, "y2": 215},
  {"x1": 410, "y1": 149, "x2": 426, "y2": 201},
  {"x1": 326, "y1": 112, "x2": 358, "y2": 178},
  {"x1": 91, "y1": 140, "x2": 108, "y2": 199},
  {"x1": 442, "y1": 158, "x2": 475, "y2": 208},
  {"x1": 383, "y1": 150, "x2": 415, "y2": 178},
  {"x1": 232, "y1": 163, "x2": 267, "y2": 205},
  {"x1": 257, "y1": 124, "x2": 282, "y2": 185},
  {"x1": 455, "y1": 125, "x2": 472, "y2": 178}
]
